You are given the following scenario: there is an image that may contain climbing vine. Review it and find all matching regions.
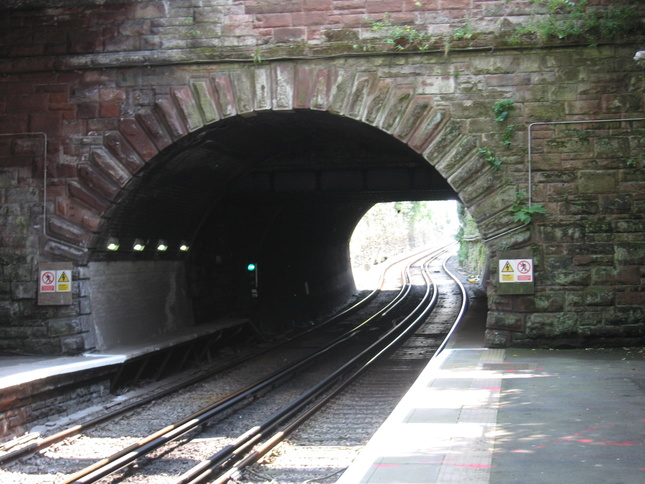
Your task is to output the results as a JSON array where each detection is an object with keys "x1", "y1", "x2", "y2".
[
  {"x1": 479, "y1": 147, "x2": 502, "y2": 170},
  {"x1": 479, "y1": 99, "x2": 518, "y2": 169},
  {"x1": 510, "y1": 190, "x2": 547, "y2": 224}
]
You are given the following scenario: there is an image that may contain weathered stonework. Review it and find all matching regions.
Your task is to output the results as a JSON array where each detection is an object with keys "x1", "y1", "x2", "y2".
[{"x1": 0, "y1": 0, "x2": 643, "y2": 354}]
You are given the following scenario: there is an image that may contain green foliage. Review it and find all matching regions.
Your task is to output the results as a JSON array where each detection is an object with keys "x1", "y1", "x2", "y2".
[
  {"x1": 511, "y1": 0, "x2": 643, "y2": 46},
  {"x1": 479, "y1": 147, "x2": 503, "y2": 170},
  {"x1": 510, "y1": 190, "x2": 547, "y2": 224},
  {"x1": 455, "y1": 203, "x2": 486, "y2": 278},
  {"x1": 253, "y1": 47, "x2": 264, "y2": 64},
  {"x1": 493, "y1": 99, "x2": 515, "y2": 123},
  {"x1": 367, "y1": 13, "x2": 434, "y2": 51},
  {"x1": 452, "y1": 19, "x2": 474, "y2": 41},
  {"x1": 626, "y1": 153, "x2": 645, "y2": 169},
  {"x1": 502, "y1": 124, "x2": 516, "y2": 148},
  {"x1": 350, "y1": 201, "x2": 458, "y2": 268},
  {"x1": 493, "y1": 99, "x2": 515, "y2": 148}
]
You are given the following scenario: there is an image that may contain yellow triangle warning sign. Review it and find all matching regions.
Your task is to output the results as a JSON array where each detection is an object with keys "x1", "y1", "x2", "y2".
[
  {"x1": 501, "y1": 261, "x2": 514, "y2": 273},
  {"x1": 58, "y1": 272, "x2": 70, "y2": 283}
]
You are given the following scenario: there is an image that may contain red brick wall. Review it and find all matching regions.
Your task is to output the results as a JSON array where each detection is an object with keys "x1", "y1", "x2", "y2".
[{"x1": 0, "y1": 0, "x2": 629, "y2": 62}]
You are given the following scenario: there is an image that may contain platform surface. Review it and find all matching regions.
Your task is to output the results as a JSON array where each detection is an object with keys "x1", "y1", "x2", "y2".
[
  {"x1": 338, "y1": 346, "x2": 645, "y2": 484},
  {"x1": 0, "y1": 318, "x2": 249, "y2": 391}
]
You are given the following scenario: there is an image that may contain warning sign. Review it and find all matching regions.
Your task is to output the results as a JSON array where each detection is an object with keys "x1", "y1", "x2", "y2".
[
  {"x1": 38, "y1": 263, "x2": 73, "y2": 306},
  {"x1": 501, "y1": 261, "x2": 514, "y2": 273},
  {"x1": 56, "y1": 270, "x2": 72, "y2": 292},
  {"x1": 499, "y1": 259, "x2": 533, "y2": 283},
  {"x1": 40, "y1": 271, "x2": 56, "y2": 292}
]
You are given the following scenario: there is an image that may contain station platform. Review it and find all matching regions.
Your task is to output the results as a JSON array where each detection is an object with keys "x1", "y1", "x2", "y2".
[
  {"x1": 0, "y1": 318, "x2": 249, "y2": 391},
  {"x1": 338, "y1": 342, "x2": 645, "y2": 483},
  {"x1": 0, "y1": 318, "x2": 250, "y2": 440}
]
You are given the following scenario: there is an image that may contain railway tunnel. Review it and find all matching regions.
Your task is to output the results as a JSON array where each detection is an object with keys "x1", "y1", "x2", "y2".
[{"x1": 87, "y1": 109, "x2": 458, "y2": 350}]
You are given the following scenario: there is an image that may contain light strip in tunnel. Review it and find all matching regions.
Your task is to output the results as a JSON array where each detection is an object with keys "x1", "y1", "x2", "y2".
[
  {"x1": 133, "y1": 239, "x2": 146, "y2": 251},
  {"x1": 106, "y1": 237, "x2": 120, "y2": 251}
]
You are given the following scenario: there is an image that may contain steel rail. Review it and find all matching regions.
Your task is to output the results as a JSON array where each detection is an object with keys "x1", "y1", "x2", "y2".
[
  {"x1": 175, "y1": 249, "x2": 449, "y2": 484},
  {"x1": 0, "y1": 249, "x2": 392, "y2": 467},
  {"x1": 60, "y1": 245, "x2": 449, "y2": 484},
  {"x1": 434, "y1": 255, "x2": 469, "y2": 356}
]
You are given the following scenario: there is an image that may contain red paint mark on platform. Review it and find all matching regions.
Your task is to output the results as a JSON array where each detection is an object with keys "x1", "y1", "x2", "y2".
[
  {"x1": 597, "y1": 440, "x2": 638, "y2": 446},
  {"x1": 556, "y1": 423, "x2": 644, "y2": 447},
  {"x1": 454, "y1": 464, "x2": 496, "y2": 468}
]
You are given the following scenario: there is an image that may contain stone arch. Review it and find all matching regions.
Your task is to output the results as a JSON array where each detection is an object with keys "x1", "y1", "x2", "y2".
[{"x1": 52, "y1": 62, "x2": 513, "y2": 256}]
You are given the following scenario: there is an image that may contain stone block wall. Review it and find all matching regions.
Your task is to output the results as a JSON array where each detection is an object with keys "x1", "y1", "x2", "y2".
[
  {"x1": 0, "y1": 0, "x2": 638, "y2": 70},
  {"x1": 0, "y1": 0, "x2": 643, "y2": 353},
  {"x1": 487, "y1": 118, "x2": 645, "y2": 348},
  {"x1": 0, "y1": 369, "x2": 111, "y2": 441}
]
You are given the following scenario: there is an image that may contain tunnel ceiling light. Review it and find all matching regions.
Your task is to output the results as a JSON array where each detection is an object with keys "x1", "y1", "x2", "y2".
[
  {"x1": 106, "y1": 237, "x2": 120, "y2": 251},
  {"x1": 133, "y1": 239, "x2": 146, "y2": 251},
  {"x1": 179, "y1": 242, "x2": 190, "y2": 252},
  {"x1": 157, "y1": 240, "x2": 168, "y2": 251}
]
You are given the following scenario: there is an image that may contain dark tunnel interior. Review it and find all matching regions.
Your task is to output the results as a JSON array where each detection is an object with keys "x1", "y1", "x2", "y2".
[{"x1": 91, "y1": 110, "x2": 458, "y2": 335}]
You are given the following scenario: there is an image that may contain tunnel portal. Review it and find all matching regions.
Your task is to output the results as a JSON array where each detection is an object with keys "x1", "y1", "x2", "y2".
[{"x1": 89, "y1": 110, "x2": 457, "y2": 346}]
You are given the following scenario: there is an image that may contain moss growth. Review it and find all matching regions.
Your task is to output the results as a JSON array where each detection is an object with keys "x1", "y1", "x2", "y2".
[
  {"x1": 456, "y1": 202, "x2": 487, "y2": 279},
  {"x1": 509, "y1": 0, "x2": 644, "y2": 46}
]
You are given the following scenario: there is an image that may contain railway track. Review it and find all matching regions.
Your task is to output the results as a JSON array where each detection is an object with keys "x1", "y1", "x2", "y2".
[{"x1": 0, "y1": 245, "x2": 466, "y2": 484}]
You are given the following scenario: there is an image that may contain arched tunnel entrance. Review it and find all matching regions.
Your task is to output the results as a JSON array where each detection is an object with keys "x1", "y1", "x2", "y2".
[{"x1": 89, "y1": 110, "x2": 461, "y2": 349}]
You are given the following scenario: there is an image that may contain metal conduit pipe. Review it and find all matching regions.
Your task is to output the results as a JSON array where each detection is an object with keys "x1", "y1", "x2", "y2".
[
  {"x1": 484, "y1": 116, "x2": 645, "y2": 244},
  {"x1": 0, "y1": 131, "x2": 91, "y2": 252}
]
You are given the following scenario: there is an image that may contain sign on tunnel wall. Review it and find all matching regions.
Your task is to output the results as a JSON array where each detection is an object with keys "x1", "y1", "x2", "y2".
[
  {"x1": 497, "y1": 251, "x2": 534, "y2": 296},
  {"x1": 38, "y1": 263, "x2": 73, "y2": 305}
]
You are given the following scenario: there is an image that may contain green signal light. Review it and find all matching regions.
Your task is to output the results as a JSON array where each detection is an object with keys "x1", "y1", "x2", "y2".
[{"x1": 247, "y1": 263, "x2": 257, "y2": 271}]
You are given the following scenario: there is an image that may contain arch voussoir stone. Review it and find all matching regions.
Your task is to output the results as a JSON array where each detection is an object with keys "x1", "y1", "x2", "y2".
[
  {"x1": 171, "y1": 85, "x2": 205, "y2": 133},
  {"x1": 407, "y1": 107, "x2": 449, "y2": 153},
  {"x1": 394, "y1": 95, "x2": 434, "y2": 143},
  {"x1": 378, "y1": 85, "x2": 415, "y2": 135},
  {"x1": 90, "y1": 147, "x2": 130, "y2": 187},
  {"x1": 190, "y1": 79, "x2": 221, "y2": 124},
  {"x1": 154, "y1": 94, "x2": 190, "y2": 140},
  {"x1": 272, "y1": 64, "x2": 296, "y2": 111},
  {"x1": 211, "y1": 74, "x2": 238, "y2": 117},
  {"x1": 119, "y1": 118, "x2": 159, "y2": 162},
  {"x1": 346, "y1": 72, "x2": 377, "y2": 119},
  {"x1": 104, "y1": 131, "x2": 146, "y2": 174},
  {"x1": 135, "y1": 109, "x2": 174, "y2": 152}
]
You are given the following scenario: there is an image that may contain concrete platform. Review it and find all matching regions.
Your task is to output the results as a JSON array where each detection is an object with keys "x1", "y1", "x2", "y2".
[
  {"x1": 337, "y1": 346, "x2": 645, "y2": 483},
  {"x1": 0, "y1": 353, "x2": 124, "y2": 391},
  {"x1": 0, "y1": 318, "x2": 249, "y2": 391},
  {"x1": 0, "y1": 318, "x2": 250, "y2": 440}
]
